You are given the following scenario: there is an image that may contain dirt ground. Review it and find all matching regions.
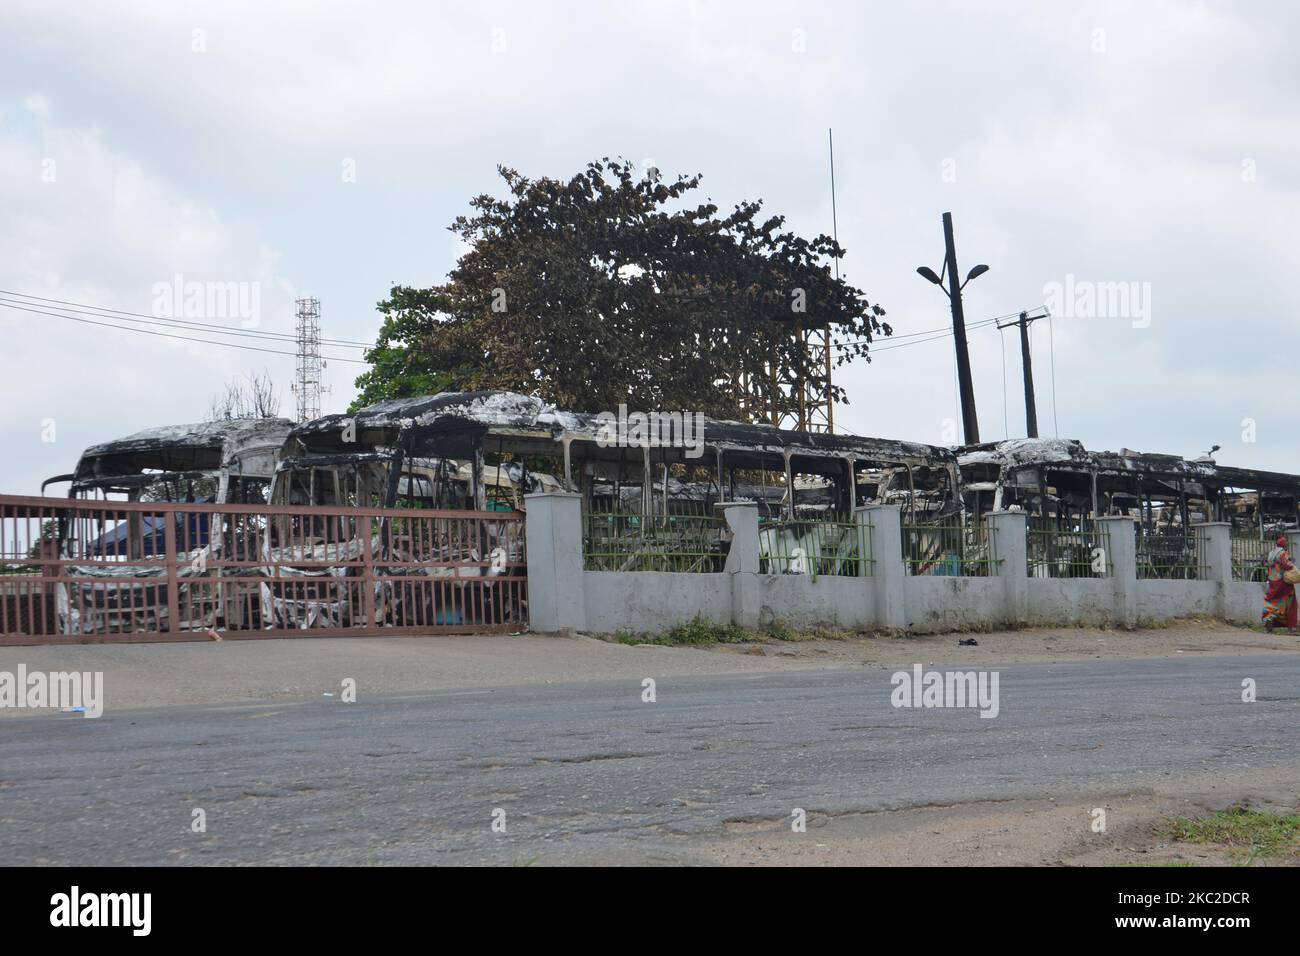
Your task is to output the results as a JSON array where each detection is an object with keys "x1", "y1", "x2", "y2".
[
  {"x1": 696, "y1": 764, "x2": 1300, "y2": 867},
  {"x1": 699, "y1": 618, "x2": 1300, "y2": 669}
]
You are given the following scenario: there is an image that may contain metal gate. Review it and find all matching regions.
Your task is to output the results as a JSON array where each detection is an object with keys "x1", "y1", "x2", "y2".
[{"x1": 0, "y1": 494, "x2": 527, "y2": 645}]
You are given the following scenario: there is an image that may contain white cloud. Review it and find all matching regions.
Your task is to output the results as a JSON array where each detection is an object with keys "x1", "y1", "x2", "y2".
[
  {"x1": 21, "y1": 93, "x2": 50, "y2": 118},
  {"x1": 0, "y1": 104, "x2": 306, "y2": 494}
]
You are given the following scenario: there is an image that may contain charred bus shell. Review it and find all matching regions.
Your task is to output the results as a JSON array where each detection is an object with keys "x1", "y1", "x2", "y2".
[{"x1": 45, "y1": 418, "x2": 293, "y2": 635}]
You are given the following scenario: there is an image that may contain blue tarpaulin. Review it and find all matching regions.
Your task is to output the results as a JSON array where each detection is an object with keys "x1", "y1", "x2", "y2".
[{"x1": 87, "y1": 503, "x2": 212, "y2": 557}]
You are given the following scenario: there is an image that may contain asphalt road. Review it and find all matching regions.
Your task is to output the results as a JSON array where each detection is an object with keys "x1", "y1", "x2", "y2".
[{"x1": 1, "y1": 654, "x2": 1297, "y2": 865}]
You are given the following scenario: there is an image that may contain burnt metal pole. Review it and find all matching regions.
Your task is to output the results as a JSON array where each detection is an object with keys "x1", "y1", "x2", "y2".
[
  {"x1": 941, "y1": 213, "x2": 980, "y2": 445},
  {"x1": 1018, "y1": 311, "x2": 1039, "y2": 438}
]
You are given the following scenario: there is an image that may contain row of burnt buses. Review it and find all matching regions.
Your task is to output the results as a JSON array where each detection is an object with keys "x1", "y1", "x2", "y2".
[{"x1": 35, "y1": 390, "x2": 1300, "y2": 636}]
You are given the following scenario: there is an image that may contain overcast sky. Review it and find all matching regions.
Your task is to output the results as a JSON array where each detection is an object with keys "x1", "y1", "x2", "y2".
[{"x1": 2, "y1": 0, "x2": 1297, "y2": 495}]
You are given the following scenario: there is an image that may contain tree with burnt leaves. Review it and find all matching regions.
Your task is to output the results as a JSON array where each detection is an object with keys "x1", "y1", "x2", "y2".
[{"x1": 352, "y1": 159, "x2": 890, "y2": 420}]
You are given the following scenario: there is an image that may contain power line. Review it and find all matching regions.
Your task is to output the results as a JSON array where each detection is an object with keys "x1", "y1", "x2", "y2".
[
  {"x1": 839, "y1": 318, "x2": 1002, "y2": 354},
  {"x1": 0, "y1": 294, "x2": 362, "y2": 353},
  {"x1": 869, "y1": 323, "x2": 994, "y2": 352},
  {"x1": 1047, "y1": 309, "x2": 1060, "y2": 438},
  {"x1": 0, "y1": 287, "x2": 1012, "y2": 360},
  {"x1": 835, "y1": 322, "x2": 989, "y2": 353},
  {"x1": 999, "y1": 325, "x2": 1009, "y2": 438},
  {"x1": 2, "y1": 286, "x2": 1046, "y2": 397},
  {"x1": 0, "y1": 290, "x2": 376, "y2": 349},
  {"x1": 0, "y1": 299, "x2": 368, "y2": 364},
  {"x1": 832, "y1": 310, "x2": 1026, "y2": 352}
]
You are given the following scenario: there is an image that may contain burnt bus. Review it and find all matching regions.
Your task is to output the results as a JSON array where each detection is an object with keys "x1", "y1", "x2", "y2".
[
  {"x1": 262, "y1": 390, "x2": 963, "y2": 617},
  {"x1": 40, "y1": 418, "x2": 293, "y2": 635},
  {"x1": 958, "y1": 438, "x2": 1300, "y2": 579},
  {"x1": 261, "y1": 392, "x2": 562, "y2": 629}
]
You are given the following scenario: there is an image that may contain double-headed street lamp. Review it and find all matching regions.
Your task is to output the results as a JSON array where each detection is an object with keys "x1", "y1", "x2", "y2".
[{"x1": 917, "y1": 212, "x2": 989, "y2": 446}]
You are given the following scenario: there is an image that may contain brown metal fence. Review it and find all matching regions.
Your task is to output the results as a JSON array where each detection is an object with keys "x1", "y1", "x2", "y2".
[{"x1": 0, "y1": 494, "x2": 526, "y2": 645}]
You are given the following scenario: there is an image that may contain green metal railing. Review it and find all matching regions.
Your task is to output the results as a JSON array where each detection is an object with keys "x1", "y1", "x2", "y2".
[
  {"x1": 583, "y1": 511, "x2": 730, "y2": 572},
  {"x1": 1230, "y1": 534, "x2": 1272, "y2": 582},
  {"x1": 1027, "y1": 522, "x2": 1112, "y2": 578},
  {"x1": 901, "y1": 516, "x2": 998, "y2": 576},
  {"x1": 1135, "y1": 526, "x2": 1204, "y2": 580},
  {"x1": 759, "y1": 516, "x2": 873, "y2": 578}
]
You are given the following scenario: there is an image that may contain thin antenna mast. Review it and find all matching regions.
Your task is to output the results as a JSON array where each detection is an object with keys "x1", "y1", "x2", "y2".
[
  {"x1": 829, "y1": 128, "x2": 840, "y2": 282},
  {"x1": 766, "y1": 130, "x2": 838, "y2": 433},
  {"x1": 819, "y1": 127, "x2": 838, "y2": 432}
]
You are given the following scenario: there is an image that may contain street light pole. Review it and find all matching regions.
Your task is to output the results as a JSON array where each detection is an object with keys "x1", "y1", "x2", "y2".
[
  {"x1": 941, "y1": 213, "x2": 980, "y2": 446},
  {"x1": 917, "y1": 213, "x2": 988, "y2": 446}
]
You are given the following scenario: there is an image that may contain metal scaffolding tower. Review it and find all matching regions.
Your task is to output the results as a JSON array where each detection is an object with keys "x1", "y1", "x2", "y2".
[
  {"x1": 737, "y1": 330, "x2": 833, "y2": 435},
  {"x1": 292, "y1": 297, "x2": 324, "y2": 423},
  {"x1": 792, "y1": 323, "x2": 834, "y2": 433}
]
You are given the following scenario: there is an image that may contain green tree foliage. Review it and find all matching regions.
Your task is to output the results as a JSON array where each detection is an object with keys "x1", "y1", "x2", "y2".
[{"x1": 353, "y1": 159, "x2": 890, "y2": 419}]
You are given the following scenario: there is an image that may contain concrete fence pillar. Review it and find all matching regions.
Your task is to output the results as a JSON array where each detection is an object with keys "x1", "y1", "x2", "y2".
[
  {"x1": 863, "y1": 504, "x2": 906, "y2": 630},
  {"x1": 523, "y1": 492, "x2": 586, "y2": 633},
  {"x1": 1099, "y1": 515, "x2": 1137, "y2": 628},
  {"x1": 987, "y1": 510, "x2": 1028, "y2": 627},
  {"x1": 717, "y1": 501, "x2": 760, "y2": 629},
  {"x1": 1195, "y1": 522, "x2": 1232, "y2": 618},
  {"x1": 1197, "y1": 523, "x2": 1231, "y2": 583}
]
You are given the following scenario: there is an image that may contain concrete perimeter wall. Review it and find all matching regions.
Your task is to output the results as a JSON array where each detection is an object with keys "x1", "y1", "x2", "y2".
[
  {"x1": 526, "y1": 493, "x2": 1270, "y2": 635},
  {"x1": 584, "y1": 572, "x2": 732, "y2": 633}
]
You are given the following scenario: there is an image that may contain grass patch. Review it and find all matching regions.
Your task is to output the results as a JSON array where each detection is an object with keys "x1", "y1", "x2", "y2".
[
  {"x1": 763, "y1": 620, "x2": 798, "y2": 642},
  {"x1": 610, "y1": 617, "x2": 754, "y2": 646},
  {"x1": 1168, "y1": 807, "x2": 1300, "y2": 863},
  {"x1": 664, "y1": 618, "x2": 753, "y2": 645},
  {"x1": 1131, "y1": 615, "x2": 1223, "y2": 631},
  {"x1": 605, "y1": 617, "x2": 873, "y2": 646},
  {"x1": 764, "y1": 620, "x2": 856, "y2": 642}
]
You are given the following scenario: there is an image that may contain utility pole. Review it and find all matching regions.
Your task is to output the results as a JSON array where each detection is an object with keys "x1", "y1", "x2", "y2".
[
  {"x1": 917, "y1": 212, "x2": 989, "y2": 446},
  {"x1": 997, "y1": 307, "x2": 1049, "y2": 438}
]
